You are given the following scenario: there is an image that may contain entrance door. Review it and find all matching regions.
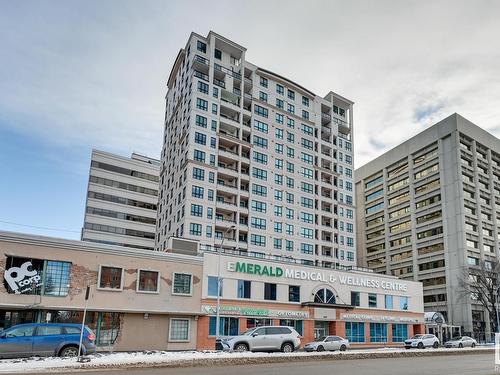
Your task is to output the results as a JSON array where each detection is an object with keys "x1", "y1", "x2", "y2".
[{"x1": 314, "y1": 321, "x2": 329, "y2": 340}]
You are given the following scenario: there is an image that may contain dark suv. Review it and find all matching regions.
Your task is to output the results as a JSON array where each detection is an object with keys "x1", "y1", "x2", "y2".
[{"x1": 0, "y1": 323, "x2": 96, "y2": 358}]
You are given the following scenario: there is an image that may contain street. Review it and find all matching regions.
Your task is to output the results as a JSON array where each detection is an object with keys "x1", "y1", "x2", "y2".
[{"x1": 15, "y1": 353, "x2": 496, "y2": 375}]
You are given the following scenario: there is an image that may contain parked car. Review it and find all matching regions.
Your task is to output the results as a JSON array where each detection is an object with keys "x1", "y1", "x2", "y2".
[
  {"x1": 221, "y1": 326, "x2": 301, "y2": 352},
  {"x1": 444, "y1": 336, "x2": 477, "y2": 348},
  {"x1": 404, "y1": 334, "x2": 440, "y2": 349},
  {"x1": 0, "y1": 323, "x2": 96, "y2": 359},
  {"x1": 304, "y1": 336, "x2": 349, "y2": 352}
]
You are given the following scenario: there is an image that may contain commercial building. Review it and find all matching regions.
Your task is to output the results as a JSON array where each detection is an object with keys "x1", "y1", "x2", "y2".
[
  {"x1": 355, "y1": 114, "x2": 500, "y2": 338},
  {"x1": 156, "y1": 31, "x2": 357, "y2": 269},
  {"x1": 198, "y1": 249, "x2": 424, "y2": 349},
  {"x1": 0, "y1": 231, "x2": 202, "y2": 351},
  {"x1": 0, "y1": 231, "x2": 424, "y2": 350},
  {"x1": 82, "y1": 149, "x2": 160, "y2": 251}
]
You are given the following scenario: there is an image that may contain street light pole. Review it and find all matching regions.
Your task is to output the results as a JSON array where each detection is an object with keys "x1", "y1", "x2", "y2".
[
  {"x1": 495, "y1": 286, "x2": 500, "y2": 334},
  {"x1": 215, "y1": 224, "x2": 235, "y2": 350}
]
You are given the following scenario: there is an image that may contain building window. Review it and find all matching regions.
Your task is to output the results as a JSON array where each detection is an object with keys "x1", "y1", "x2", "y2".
[
  {"x1": 351, "y1": 291, "x2": 360, "y2": 307},
  {"x1": 345, "y1": 322, "x2": 365, "y2": 343},
  {"x1": 191, "y1": 204, "x2": 203, "y2": 217},
  {"x1": 189, "y1": 223, "x2": 202, "y2": 236},
  {"x1": 259, "y1": 76, "x2": 268, "y2": 88},
  {"x1": 385, "y1": 295, "x2": 394, "y2": 309},
  {"x1": 370, "y1": 323, "x2": 388, "y2": 342},
  {"x1": 208, "y1": 276, "x2": 222, "y2": 297},
  {"x1": 169, "y1": 318, "x2": 190, "y2": 341},
  {"x1": 172, "y1": 273, "x2": 192, "y2": 295},
  {"x1": 289, "y1": 285, "x2": 300, "y2": 302},
  {"x1": 264, "y1": 283, "x2": 277, "y2": 300},
  {"x1": 214, "y1": 49, "x2": 222, "y2": 60},
  {"x1": 137, "y1": 270, "x2": 159, "y2": 293},
  {"x1": 197, "y1": 40, "x2": 206, "y2": 53},
  {"x1": 276, "y1": 84, "x2": 284, "y2": 95},
  {"x1": 237, "y1": 280, "x2": 251, "y2": 299},
  {"x1": 368, "y1": 293, "x2": 377, "y2": 307},
  {"x1": 98, "y1": 266, "x2": 123, "y2": 290},
  {"x1": 399, "y1": 296, "x2": 408, "y2": 310},
  {"x1": 44, "y1": 261, "x2": 71, "y2": 297},
  {"x1": 192, "y1": 167, "x2": 205, "y2": 180},
  {"x1": 314, "y1": 288, "x2": 336, "y2": 304},
  {"x1": 196, "y1": 98, "x2": 208, "y2": 111},
  {"x1": 392, "y1": 324, "x2": 408, "y2": 342},
  {"x1": 209, "y1": 317, "x2": 239, "y2": 336}
]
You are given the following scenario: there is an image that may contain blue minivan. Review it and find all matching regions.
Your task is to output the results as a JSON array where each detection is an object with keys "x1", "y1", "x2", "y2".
[{"x1": 0, "y1": 323, "x2": 96, "y2": 358}]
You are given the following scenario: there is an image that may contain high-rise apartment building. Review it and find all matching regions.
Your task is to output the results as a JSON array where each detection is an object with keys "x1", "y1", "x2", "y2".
[
  {"x1": 157, "y1": 31, "x2": 356, "y2": 268},
  {"x1": 355, "y1": 114, "x2": 500, "y2": 336},
  {"x1": 82, "y1": 149, "x2": 160, "y2": 250}
]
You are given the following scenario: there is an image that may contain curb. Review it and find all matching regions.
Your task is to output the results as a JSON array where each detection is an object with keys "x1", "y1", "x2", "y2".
[{"x1": 40, "y1": 348, "x2": 495, "y2": 373}]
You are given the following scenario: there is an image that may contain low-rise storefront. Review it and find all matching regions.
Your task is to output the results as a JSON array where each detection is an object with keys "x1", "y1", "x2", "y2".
[
  {"x1": 0, "y1": 231, "x2": 203, "y2": 351},
  {"x1": 198, "y1": 250, "x2": 424, "y2": 349}
]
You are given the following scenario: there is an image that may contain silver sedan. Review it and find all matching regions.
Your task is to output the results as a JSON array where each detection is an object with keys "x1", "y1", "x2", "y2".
[
  {"x1": 444, "y1": 336, "x2": 477, "y2": 348},
  {"x1": 304, "y1": 336, "x2": 349, "y2": 352}
]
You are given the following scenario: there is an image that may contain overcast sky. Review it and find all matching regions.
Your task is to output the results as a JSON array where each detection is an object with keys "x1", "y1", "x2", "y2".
[{"x1": 1, "y1": 0, "x2": 500, "y2": 238}]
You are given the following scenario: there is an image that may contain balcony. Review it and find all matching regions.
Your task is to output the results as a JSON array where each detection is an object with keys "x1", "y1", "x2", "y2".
[
  {"x1": 192, "y1": 55, "x2": 209, "y2": 73},
  {"x1": 321, "y1": 112, "x2": 331, "y2": 125}
]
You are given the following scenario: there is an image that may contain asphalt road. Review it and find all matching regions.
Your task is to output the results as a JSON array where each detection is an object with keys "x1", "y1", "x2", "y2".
[{"x1": 23, "y1": 353, "x2": 497, "y2": 375}]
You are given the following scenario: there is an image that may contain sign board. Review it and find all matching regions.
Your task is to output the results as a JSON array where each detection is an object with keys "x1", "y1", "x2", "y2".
[
  {"x1": 4, "y1": 261, "x2": 43, "y2": 294},
  {"x1": 202, "y1": 305, "x2": 310, "y2": 319},
  {"x1": 227, "y1": 261, "x2": 408, "y2": 292},
  {"x1": 341, "y1": 313, "x2": 423, "y2": 323}
]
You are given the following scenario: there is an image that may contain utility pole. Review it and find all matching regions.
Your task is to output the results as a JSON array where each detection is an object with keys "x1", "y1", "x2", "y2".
[
  {"x1": 215, "y1": 225, "x2": 235, "y2": 350},
  {"x1": 77, "y1": 284, "x2": 91, "y2": 362}
]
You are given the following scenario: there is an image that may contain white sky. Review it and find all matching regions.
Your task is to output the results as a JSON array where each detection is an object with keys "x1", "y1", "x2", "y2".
[{"x1": 1, "y1": 0, "x2": 500, "y2": 168}]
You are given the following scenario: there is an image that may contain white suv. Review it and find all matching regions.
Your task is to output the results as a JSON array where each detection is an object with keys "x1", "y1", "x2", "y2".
[
  {"x1": 221, "y1": 326, "x2": 301, "y2": 352},
  {"x1": 404, "y1": 334, "x2": 440, "y2": 349}
]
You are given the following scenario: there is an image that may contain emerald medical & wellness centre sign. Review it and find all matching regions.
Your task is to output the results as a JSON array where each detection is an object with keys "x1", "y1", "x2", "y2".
[{"x1": 227, "y1": 261, "x2": 408, "y2": 292}]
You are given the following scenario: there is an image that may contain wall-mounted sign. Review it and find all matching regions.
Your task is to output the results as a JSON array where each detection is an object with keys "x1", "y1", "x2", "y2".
[
  {"x1": 202, "y1": 305, "x2": 310, "y2": 319},
  {"x1": 227, "y1": 261, "x2": 408, "y2": 292},
  {"x1": 341, "y1": 313, "x2": 423, "y2": 323},
  {"x1": 4, "y1": 261, "x2": 43, "y2": 294}
]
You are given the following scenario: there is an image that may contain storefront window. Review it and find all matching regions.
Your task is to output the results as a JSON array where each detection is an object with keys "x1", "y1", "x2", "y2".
[
  {"x1": 98, "y1": 266, "x2": 123, "y2": 290},
  {"x1": 345, "y1": 322, "x2": 365, "y2": 343},
  {"x1": 209, "y1": 317, "x2": 239, "y2": 336},
  {"x1": 392, "y1": 324, "x2": 408, "y2": 342},
  {"x1": 169, "y1": 319, "x2": 190, "y2": 341},
  {"x1": 0, "y1": 310, "x2": 37, "y2": 330},
  {"x1": 246, "y1": 318, "x2": 272, "y2": 329},
  {"x1": 3, "y1": 256, "x2": 71, "y2": 297},
  {"x1": 172, "y1": 273, "x2": 191, "y2": 295},
  {"x1": 370, "y1": 323, "x2": 387, "y2": 342},
  {"x1": 280, "y1": 319, "x2": 303, "y2": 335},
  {"x1": 138, "y1": 270, "x2": 160, "y2": 293}
]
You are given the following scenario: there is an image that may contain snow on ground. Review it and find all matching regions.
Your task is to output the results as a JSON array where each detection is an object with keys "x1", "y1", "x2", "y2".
[{"x1": 0, "y1": 347, "x2": 493, "y2": 373}]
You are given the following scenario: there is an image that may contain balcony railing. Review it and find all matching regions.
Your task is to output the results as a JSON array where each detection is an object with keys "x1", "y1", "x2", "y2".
[
  {"x1": 194, "y1": 70, "x2": 209, "y2": 82},
  {"x1": 193, "y1": 54, "x2": 209, "y2": 66},
  {"x1": 214, "y1": 63, "x2": 242, "y2": 80}
]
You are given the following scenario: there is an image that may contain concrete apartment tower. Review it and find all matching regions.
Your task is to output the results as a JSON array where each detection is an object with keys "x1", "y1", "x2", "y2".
[
  {"x1": 355, "y1": 114, "x2": 500, "y2": 337},
  {"x1": 156, "y1": 31, "x2": 356, "y2": 268},
  {"x1": 82, "y1": 149, "x2": 160, "y2": 250}
]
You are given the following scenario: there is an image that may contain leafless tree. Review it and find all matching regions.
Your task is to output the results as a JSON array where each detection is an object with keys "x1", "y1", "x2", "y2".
[{"x1": 458, "y1": 260, "x2": 500, "y2": 334}]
